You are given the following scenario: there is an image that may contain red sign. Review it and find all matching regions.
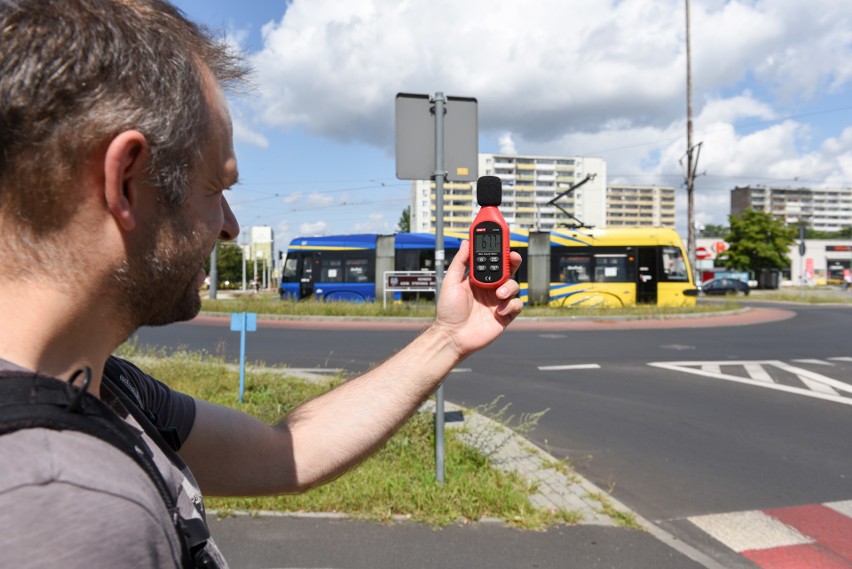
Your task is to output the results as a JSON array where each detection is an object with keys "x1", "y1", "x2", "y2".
[
  {"x1": 696, "y1": 246, "x2": 712, "y2": 260},
  {"x1": 713, "y1": 241, "x2": 728, "y2": 254}
]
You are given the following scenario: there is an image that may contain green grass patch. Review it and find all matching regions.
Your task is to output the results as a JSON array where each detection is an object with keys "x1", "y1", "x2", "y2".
[
  {"x1": 750, "y1": 289, "x2": 852, "y2": 304},
  {"x1": 201, "y1": 293, "x2": 737, "y2": 319},
  {"x1": 114, "y1": 344, "x2": 579, "y2": 528}
]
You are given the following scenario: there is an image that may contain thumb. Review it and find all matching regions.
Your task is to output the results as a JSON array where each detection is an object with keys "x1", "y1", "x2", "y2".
[{"x1": 443, "y1": 240, "x2": 470, "y2": 284}]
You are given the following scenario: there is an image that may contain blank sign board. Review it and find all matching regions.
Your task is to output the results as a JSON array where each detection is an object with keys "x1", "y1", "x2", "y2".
[{"x1": 395, "y1": 93, "x2": 478, "y2": 182}]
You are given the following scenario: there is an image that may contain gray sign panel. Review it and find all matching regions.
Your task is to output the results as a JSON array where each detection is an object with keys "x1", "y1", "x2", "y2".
[{"x1": 395, "y1": 93, "x2": 478, "y2": 182}]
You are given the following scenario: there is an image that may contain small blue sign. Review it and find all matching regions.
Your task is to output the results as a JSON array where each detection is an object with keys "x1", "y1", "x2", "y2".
[
  {"x1": 230, "y1": 312, "x2": 258, "y2": 403},
  {"x1": 230, "y1": 312, "x2": 257, "y2": 332}
]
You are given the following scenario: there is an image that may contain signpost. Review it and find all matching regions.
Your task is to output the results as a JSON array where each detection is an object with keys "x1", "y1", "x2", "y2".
[
  {"x1": 230, "y1": 312, "x2": 257, "y2": 403},
  {"x1": 395, "y1": 92, "x2": 478, "y2": 484},
  {"x1": 383, "y1": 271, "x2": 437, "y2": 308}
]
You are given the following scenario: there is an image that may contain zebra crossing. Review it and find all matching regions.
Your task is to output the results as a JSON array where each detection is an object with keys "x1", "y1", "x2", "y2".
[
  {"x1": 688, "y1": 500, "x2": 852, "y2": 568},
  {"x1": 647, "y1": 357, "x2": 852, "y2": 407}
]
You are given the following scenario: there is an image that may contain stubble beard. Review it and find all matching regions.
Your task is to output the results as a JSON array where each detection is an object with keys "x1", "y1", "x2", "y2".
[{"x1": 113, "y1": 209, "x2": 209, "y2": 330}]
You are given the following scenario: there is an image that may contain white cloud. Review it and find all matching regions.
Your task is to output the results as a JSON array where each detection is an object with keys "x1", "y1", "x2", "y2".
[
  {"x1": 299, "y1": 220, "x2": 328, "y2": 235},
  {"x1": 499, "y1": 133, "x2": 517, "y2": 155},
  {"x1": 232, "y1": 116, "x2": 270, "y2": 148},
  {"x1": 353, "y1": 212, "x2": 390, "y2": 233},
  {"x1": 238, "y1": 0, "x2": 852, "y2": 227},
  {"x1": 307, "y1": 192, "x2": 334, "y2": 206}
]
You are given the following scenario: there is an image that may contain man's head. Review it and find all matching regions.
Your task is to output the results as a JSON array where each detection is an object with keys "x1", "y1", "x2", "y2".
[
  {"x1": 0, "y1": 0, "x2": 249, "y2": 327},
  {"x1": 0, "y1": 0, "x2": 248, "y2": 263}
]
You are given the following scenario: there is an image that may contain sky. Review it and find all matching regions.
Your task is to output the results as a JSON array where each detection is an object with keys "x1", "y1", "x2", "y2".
[{"x1": 171, "y1": 0, "x2": 852, "y2": 253}]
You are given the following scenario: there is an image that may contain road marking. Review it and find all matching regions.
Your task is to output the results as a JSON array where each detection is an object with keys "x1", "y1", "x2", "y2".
[
  {"x1": 538, "y1": 364, "x2": 601, "y2": 371},
  {"x1": 744, "y1": 363, "x2": 774, "y2": 383},
  {"x1": 450, "y1": 368, "x2": 472, "y2": 373},
  {"x1": 791, "y1": 358, "x2": 835, "y2": 366},
  {"x1": 689, "y1": 510, "x2": 813, "y2": 552},
  {"x1": 648, "y1": 360, "x2": 852, "y2": 407},
  {"x1": 689, "y1": 501, "x2": 852, "y2": 568},
  {"x1": 830, "y1": 357, "x2": 852, "y2": 362}
]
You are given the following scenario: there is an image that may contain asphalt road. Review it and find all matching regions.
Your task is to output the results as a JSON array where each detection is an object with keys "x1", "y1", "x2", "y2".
[{"x1": 130, "y1": 301, "x2": 852, "y2": 566}]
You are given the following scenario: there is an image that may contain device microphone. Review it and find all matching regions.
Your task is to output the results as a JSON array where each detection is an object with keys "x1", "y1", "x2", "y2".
[{"x1": 469, "y1": 176, "x2": 511, "y2": 289}]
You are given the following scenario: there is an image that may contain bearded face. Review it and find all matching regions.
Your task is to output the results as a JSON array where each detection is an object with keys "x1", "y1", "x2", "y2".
[{"x1": 112, "y1": 204, "x2": 211, "y2": 329}]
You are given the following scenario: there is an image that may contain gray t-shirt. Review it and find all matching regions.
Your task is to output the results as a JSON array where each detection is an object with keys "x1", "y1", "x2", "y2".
[{"x1": 0, "y1": 357, "x2": 228, "y2": 568}]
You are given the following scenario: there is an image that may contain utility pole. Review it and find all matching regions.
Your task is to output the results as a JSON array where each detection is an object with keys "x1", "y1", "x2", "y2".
[{"x1": 685, "y1": 0, "x2": 698, "y2": 278}]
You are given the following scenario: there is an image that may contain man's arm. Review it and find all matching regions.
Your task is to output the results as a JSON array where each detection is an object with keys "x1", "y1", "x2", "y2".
[{"x1": 179, "y1": 240, "x2": 523, "y2": 496}]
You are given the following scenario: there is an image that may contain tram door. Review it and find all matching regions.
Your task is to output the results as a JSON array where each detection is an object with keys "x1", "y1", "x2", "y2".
[{"x1": 636, "y1": 247, "x2": 658, "y2": 304}]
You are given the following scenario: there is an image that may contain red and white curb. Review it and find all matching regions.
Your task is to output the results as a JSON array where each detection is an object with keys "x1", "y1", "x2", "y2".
[{"x1": 689, "y1": 500, "x2": 852, "y2": 568}]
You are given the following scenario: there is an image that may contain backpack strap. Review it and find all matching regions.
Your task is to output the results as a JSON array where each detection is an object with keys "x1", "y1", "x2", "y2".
[
  {"x1": 102, "y1": 358, "x2": 183, "y2": 452},
  {"x1": 0, "y1": 371, "x2": 211, "y2": 568}
]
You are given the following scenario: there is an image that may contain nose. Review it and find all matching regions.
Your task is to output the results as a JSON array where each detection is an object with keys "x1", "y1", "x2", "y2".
[{"x1": 220, "y1": 195, "x2": 239, "y2": 241}]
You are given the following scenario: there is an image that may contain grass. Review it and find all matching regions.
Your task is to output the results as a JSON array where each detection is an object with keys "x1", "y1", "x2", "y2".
[
  {"x1": 749, "y1": 288, "x2": 852, "y2": 304},
  {"x1": 114, "y1": 343, "x2": 582, "y2": 529},
  {"x1": 201, "y1": 292, "x2": 737, "y2": 319}
]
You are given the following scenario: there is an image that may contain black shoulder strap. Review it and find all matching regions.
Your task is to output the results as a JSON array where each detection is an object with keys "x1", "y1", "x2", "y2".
[{"x1": 0, "y1": 372, "x2": 211, "y2": 568}]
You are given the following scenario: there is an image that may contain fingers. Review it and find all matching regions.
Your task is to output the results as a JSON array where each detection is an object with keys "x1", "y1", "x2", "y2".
[{"x1": 509, "y1": 251, "x2": 522, "y2": 278}]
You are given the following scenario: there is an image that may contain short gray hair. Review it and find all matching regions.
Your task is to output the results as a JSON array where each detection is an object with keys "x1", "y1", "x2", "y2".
[{"x1": 0, "y1": 0, "x2": 249, "y2": 238}]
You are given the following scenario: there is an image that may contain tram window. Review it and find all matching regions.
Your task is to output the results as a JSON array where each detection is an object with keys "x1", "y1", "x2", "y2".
[
  {"x1": 594, "y1": 254, "x2": 628, "y2": 282},
  {"x1": 321, "y1": 259, "x2": 343, "y2": 282},
  {"x1": 558, "y1": 255, "x2": 592, "y2": 283},
  {"x1": 661, "y1": 247, "x2": 688, "y2": 281},
  {"x1": 346, "y1": 258, "x2": 369, "y2": 282},
  {"x1": 283, "y1": 257, "x2": 298, "y2": 279}
]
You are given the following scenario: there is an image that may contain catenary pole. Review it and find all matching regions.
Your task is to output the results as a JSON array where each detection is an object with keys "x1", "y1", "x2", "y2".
[{"x1": 685, "y1": 0, "x2": 697, "y2": 278}]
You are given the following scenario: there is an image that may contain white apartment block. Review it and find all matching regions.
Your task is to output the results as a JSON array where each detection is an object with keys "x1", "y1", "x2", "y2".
[
  {"x1": 607, "y1": 185, "x2": 676, "y2": 228},
  {"x1": 410, "y1": 153, "x2": 676, "y2": 232},
  {"x1": 731, "y1": 185, "x2": 852, "y2": 232}
]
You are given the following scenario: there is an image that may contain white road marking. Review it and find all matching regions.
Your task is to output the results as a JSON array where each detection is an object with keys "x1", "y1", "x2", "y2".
[
  {"x1": 648, "y1": 360, "x2": 852, "y2": 407},
  {"x1": 743, "y1": 363, "x2": 774, "y2": 383},
  {"x1": 829, "y1": 357, "x2": 852, "y2": 362},
  {"x1": 450, "y1": 368, "x2": 472, "y2": 373},
  {"x1": 791, "y1": 358, "x2": 835, "y2": 366},
  {"x1": 826, "y1": 499, "x2": 852, "y2": 517},
  {"x1": 688, "y1": 510, "x2": 813, "y2": 552},
  {"x1": 538, "y1": 364, "x2": 601, "y2": 371}
]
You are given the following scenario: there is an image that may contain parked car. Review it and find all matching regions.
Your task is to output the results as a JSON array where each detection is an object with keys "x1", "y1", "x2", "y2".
[{"x1": 699, "y1": 277, "x2": 750, "y2": 296}]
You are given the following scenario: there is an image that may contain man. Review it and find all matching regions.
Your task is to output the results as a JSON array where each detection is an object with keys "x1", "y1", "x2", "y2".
[{"x1": 0, "y1": 0, "x2": 523, "y2": 567}]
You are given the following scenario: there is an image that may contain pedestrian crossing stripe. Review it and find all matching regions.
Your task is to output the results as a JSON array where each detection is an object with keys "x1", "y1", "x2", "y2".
[
  {"x1": 688, "y1": 501, "x2": 852, "y2": 568},
  {"x1": 647, "y1": 359, "x2": 852, "y2": 407}
]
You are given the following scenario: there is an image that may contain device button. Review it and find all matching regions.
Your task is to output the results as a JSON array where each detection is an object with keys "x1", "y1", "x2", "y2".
[{"x1": 489, "y1": 265, "x2": 500, "y2": 272}]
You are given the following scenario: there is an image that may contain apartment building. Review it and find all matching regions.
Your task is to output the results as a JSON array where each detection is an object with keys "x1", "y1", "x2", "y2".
[
  {"x1": 731, "y1": 185, "x2": 852, "y2": 232},
  {"x1": 410, "y1": 153, "x2": 676, "y2": 232},
  {"x1": 607, "y1": 185, "x2": 676, "y2": 228}
]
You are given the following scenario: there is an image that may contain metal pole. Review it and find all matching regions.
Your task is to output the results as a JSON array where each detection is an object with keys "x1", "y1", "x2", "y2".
[
  {"x1": 242, "y1": 246, "x2": 247, "y2": 291},
  {"x1": 432, "y1": 91, "x2": 447, "y2": 485},
  {"x1": 208, "y1": 242, "x2": 218, "y2": 300},
  {"x1": 685, "y1": 0, "x2": 697, "y2": 281}
]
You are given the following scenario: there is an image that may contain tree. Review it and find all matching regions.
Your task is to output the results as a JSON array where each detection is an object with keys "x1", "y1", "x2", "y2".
[
  {"x1": 700, "y1": 223, "x2": 728, "y2": 238},
  {"x1": 397, "y1": 205, "x2": 411, "y2": 232},
  {"x1": 204, "y1": 242, "x2": 245, "y2": 287},
  {"x1": 722, "y1": 210, "x2": 797, "y2": 272}
]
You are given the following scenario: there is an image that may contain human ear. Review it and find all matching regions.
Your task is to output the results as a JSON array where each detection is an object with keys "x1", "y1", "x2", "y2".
[{"x1": 103, "y1": 130, "x2": 149, "y2": 231}]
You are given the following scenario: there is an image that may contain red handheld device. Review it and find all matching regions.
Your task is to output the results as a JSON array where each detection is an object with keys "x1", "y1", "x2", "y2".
[{"x1": 469, "y1": 176, "x2": 511, "y2": 289}]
